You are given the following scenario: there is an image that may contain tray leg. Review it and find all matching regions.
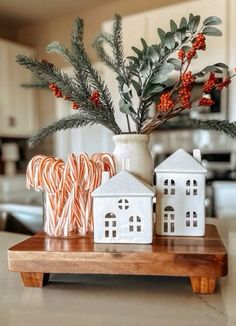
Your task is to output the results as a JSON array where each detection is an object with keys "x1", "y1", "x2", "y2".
[
  {"x1": 190, "y1": 277, "x2": 216, "y2": 294},
  {"x1": 20, "y1": 272, "x2": 50, "y2": 288}
]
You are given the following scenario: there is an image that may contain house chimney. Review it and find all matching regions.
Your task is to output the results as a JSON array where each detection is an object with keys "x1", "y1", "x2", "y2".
[
  {"x1": 193, "y1": 149, "x2": 202, "y2": 163},
  {"x1": 121, "y1": 158, "x2": 131, "y2": 171}
]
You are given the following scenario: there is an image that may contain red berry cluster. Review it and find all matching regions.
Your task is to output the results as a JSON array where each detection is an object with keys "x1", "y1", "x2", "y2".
[
  {"x1": 177, "y1": 71, "x2": 196, "y2": 109},
  {"x1": 181, "y1": 71, "x2": 196, "y2": 87},
  {"x1": 156, "y1": 92, "x2": 175, "y2": 112},
  {"x1": 178, "y1": 48, "x2": 185, "y2": 61},
  {"x1": 179, "y1": 87, "x2": 191, "y2": 109},
  {"x1": 48, "y1": 83, "x2": 62, "y2": 98},
  {"x1": 216, "y1": 77, "x2": 231, "y2": 90},
  {"x1": 186, "y1": 48, "x2": 197, "y2": 61},
  {"x1": 71, "y1": 102, "x2": 80, "y2": 110},
  {"x1": 90, "y1": 90, "x2": 101, "y2": 107},
  {"x1": 199, "y1": 96, "x2": 214, "y2": 107},
  {"x1": 203, "y1": 73, "x2": 218, "y2": 93},
  {"x1": 192, "y1": 33, "x2": 206, "y2": 51}
]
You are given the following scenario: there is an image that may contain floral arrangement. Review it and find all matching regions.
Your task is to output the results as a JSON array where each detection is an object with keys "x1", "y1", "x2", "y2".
[{"x1": 16, "y1": 14, "x2": 236, "y2": 146}]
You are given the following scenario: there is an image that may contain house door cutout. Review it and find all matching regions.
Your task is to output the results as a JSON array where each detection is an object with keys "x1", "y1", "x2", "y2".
[
  {"x1": 163, "y1": 206, "x2": 175, "y2": 233},
  {"x1": 104, "y1": 213, "x2": 117, "y2": 239}
]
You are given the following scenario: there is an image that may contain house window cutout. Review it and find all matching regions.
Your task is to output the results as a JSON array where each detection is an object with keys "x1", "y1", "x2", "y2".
[
  {"x1": 129, "y1": 215, "x2": 142, "y2": 233},
  {"x1": 163, "y1": 206, "x2": 175, "y2": 233},
  {"x1": 164, "y1": 179, "x2": 175, "y2": 195},
  {"x1": 118, "y1": 198, "x2": 129, "y2": 210},
  {"x1": 186, "y1": 179, "x2": 198, "y2": 196},
  {"x1": 104, "y1": 213, "x2": 117, "y2": 238},
  {"x1": 186, "y1": 220, "x2": 190, "y2": 227},
  {"x1": 185, "y1": 211, "x2": 198, "y2": 227}
]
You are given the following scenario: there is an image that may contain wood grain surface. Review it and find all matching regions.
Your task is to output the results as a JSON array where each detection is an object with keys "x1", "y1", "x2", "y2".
[{"x1": 8, "y1": 224, "x2": 227, "y2": 293}]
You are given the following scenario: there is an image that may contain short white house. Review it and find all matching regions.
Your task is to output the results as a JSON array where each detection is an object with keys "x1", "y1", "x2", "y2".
[
  {"x1": 92, "y1": 170, "x2": 155, "y2": 244},
  {"x1": 155, "y1": 149, "x2": 207, "y2": 237}
]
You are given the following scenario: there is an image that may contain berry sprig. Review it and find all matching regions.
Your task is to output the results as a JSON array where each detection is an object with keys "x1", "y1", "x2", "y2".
[
  {"x1": 156, "y1": 92, "x2": 175, "y2": 112},
  {"x1": 199, "y1": 95, "x2": 215, "y2": 107},
  {"x1": 48, "y1": 83, "x2": 62, "y2": 98},
  {"x1": 89, "y1": 90, "x2": 101, "y2": 107},
  {"x1": 72, "y1": 102, "x2": 80, "y2": 110}
]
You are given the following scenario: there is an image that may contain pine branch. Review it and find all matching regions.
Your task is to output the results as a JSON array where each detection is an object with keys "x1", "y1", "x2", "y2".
[
  {"x1": 113, "y1": 14, "x2": 125, "y2": 69},
  {"x1": 70, "y1": 18, "x2": 117, "y2": 120},
  {"x1": 194, "y1": 119, "x2": 236, "y2": 138},
  {"x1": 20, "y1": 82, "x2": 48, "y2": 89},
  {"x1": 93, "y1": 39, "x2": 118, "y2": 72},
  {"x1": 16, "y1": 55, "x2": 85, "y2": 104},
  {"x1": 28, "y1": 112, "x2": 95, "y2": 147}
]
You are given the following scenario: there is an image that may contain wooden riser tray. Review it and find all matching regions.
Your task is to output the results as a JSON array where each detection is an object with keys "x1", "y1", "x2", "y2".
[{"x1": 8, "y1": 224, "x2": 227, "y2": 293}]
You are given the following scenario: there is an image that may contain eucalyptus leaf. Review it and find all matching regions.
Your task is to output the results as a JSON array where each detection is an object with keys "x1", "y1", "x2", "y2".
[
  {"x1": 179, "y1": 17, "x2": 187, "y2": 29},
  {"x1": 167, "y1": 58, "x2": 181, "y2": 70},
  {"x1": 131, "y1": 46, "x2": 143, "y2": 58},
  {"x1": 158, "y1": 62, "x2": 174, "y2": 74},
  {"x1": 165, "y1": 32, "x2": 175, "y2": 50},
  {"x1": 131, "y1": 80, "x2": 142, "y2": 96},
  {"x1": 127, "y1": 56, "x2": 139, "y2": 65},
  {"x1": 145, "y1": 84, "x2": 165, "y2": 96},
  {"x1": 203, "y1": 16, "x2": 222, "y2": 26},
  {"x1": 170, "y1": 20, "x2": 177, "y2": 33},
  {"x1": 119, "y1": 99, "x2": 136, "y2": 115},
  {"x1": 176, "y1": 27, "x2": 186, "y2": 42},
  {"x1": 116, "y1": 77, "x2": 125, "y2": 88},
  {"x1": 158, "y1": 28, "x2": 166, "y2": 43},
  {"x1": 189, "y1": 15, "x2": 200, "y2": 33},
  {"x1": 141, "y1": 38, "x2": 148, "y2": 51},
  {"x1": 202, "y1": 26, "x2": 222, "y2": 37},
  {"x1": 122, "y1": 83, "x2": 130, "y2": 94},
  {"x1": 140, "y1": 62, "x2": 151, "y2": 79},
  {"x1": 188, "y1": 13, "x2": 194, "y2": 24},
  {"x1": 150, "y1": 73, "x2": 169, "y2": 84},
  {"x1": 201, "y1": 65, "x2": 223, "y2": 74},
  {"x1": 147, "y1": 46, "x2": 159, "y2": 62},
  {"x1": 214, "y1": 62, "x2": 229, "y2": 70}
]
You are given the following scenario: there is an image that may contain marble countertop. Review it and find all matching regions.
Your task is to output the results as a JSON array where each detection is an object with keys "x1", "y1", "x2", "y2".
[{"x1": 1, "y1": 218, "x2": 236, "y2": 326}]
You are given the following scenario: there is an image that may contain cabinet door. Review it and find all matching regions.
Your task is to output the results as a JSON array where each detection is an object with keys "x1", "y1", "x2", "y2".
[
  {"x1": 147, "y1": 0, "x2": 227, "y2": 71},
  {"x1": 228, "y1": 0, "x2": 236, "y2": 122},
  {"x1": 0, "y1": 40, "x2": 11, "y2": 135},
  {"x1": 6, "y1": 43, "x2": 36, "y2": 137},
  {"x1": 0, "y1": 39, "x2": 36, "y2": 137}
]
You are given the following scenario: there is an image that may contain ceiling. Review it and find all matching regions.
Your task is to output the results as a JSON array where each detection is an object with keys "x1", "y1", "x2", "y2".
[{"x1": 0, "y1": 0, "x2": 112, "y2": 26}]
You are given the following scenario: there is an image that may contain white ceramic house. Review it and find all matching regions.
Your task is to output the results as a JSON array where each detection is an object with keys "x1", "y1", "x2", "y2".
[
  {"x1": 155, "y1": 149, "x2": 207, "y2": 237},
  {"x1": 92, "y1": 170, "x2": 155, "y2": 244}
]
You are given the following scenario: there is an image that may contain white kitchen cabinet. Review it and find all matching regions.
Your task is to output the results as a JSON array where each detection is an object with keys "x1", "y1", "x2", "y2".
[
  {"x1": 0, "y1": 39, "x2": 36, "y2": 137},
  {"x1": 228, "y1": 0, "x2": 236, "y2": 122}
]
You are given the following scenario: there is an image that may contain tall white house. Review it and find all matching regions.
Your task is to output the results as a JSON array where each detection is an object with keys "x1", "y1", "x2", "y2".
[{"x1": 155, "y1": 149, "x2": 207, "y2": 237}]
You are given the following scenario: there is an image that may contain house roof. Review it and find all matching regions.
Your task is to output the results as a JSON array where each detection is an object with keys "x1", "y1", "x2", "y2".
[
  {"x1": 155, "y1": 148, "x2": 207, "y2": 174},
  {"x1": 92, "y1": 170, "x2": 155, "y2": 197}
]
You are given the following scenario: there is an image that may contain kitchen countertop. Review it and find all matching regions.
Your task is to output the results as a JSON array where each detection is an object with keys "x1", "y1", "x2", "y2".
[{"x1": 1, "y1": 218, "x2": 236, "y2": 326}]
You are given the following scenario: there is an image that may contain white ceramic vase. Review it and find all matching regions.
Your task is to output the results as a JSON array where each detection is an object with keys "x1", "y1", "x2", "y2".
[{"x1": 112, "y1": 134, "x2": 154, "y2": 185}]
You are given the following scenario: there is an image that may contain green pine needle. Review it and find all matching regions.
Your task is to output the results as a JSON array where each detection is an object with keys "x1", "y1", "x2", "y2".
[
  {"x1": 195, "y1": 119, "x2": 236, "y2": 138},
  {"x1": 28, "y1": 112, "x2": 96, "y2": 147}
]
